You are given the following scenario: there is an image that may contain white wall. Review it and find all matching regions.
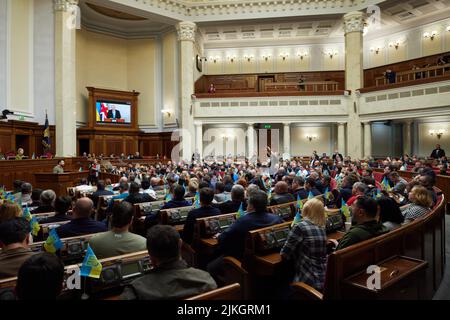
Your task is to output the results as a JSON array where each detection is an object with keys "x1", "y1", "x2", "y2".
[
  {"x1": 0, "y1": 0, "x2": 6, "y2": 111},
  {"x1": 203, "y1": 124, "x2": 247, "y2": 157},
  {"x1": 290, "y1": 124, "x2": 333, "y2": 156},
  {"x1": 417, "y1": 121, "x2": 450, "y2": 157}
]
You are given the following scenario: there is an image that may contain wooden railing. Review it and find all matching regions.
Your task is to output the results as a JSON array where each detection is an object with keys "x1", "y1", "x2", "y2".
[
  {"x1": 374, "y1": 63, "x2": 450, "y2": 86},
  {"x1": 265, "y1": 81, "x2": 339, "y2": 92}
]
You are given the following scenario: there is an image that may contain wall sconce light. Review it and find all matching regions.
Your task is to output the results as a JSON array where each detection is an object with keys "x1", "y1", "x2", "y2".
[
  {"x1": 305, "y1": 134, "x2": 318, "y2": 142},
  {"x1": 370, "y1": 47, "x2": 382, "y2": 54},
  {"x1": 323, "y1": 50, "x2": 338, "y2": 59},
  {"x1": 388, "y1": 41, "x2": 401, "y2": 50},
  {"x1": 209, "y1": 56, "x2": 220, "y2": 63},
  {"x1": 199, "y1": 56, "x2": 207, "y2": 62},
  {"x1": 423, "y1": 31, "x2": 438, "y2": 40},
  {"x1": 447, "y1": 26, "x2": 450, "y2": 32},
  {"x1": 280, "y1": 53, "x2": 289, "y2": 61},
  {"x1": 262, "y1": 55, "x2": 271, "y2": 61},
  {"x1": 429, "y1": 129, "x2": 445, "y2": 139},
  {"x1": 297, "y1": 52, "x2": 308, "y2": 60},
  {"x1": 227, "y1": 56, "x2": 236, "y2": 63},
  {"x1": 243, "y1": 55, "x2": 254, "y2": 62},
  {"x1": 161, "y1": 109, "x2": 172, "y2": 117}
]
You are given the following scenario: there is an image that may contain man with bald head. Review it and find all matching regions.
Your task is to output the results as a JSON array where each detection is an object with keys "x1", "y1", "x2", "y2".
[
  {"x1": 269, "y1": 181, "x2": 295, "y2": 206},
  {"x1": 57, "y1": 198, "x2": 107, "y2": 238}
]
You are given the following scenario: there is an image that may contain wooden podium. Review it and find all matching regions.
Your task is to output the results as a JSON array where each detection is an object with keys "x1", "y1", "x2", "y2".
[{"x1": 34, "y1": 171, "x2": 88, "y2": 196}]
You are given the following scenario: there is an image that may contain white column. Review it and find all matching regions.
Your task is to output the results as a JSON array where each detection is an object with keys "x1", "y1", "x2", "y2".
[
  {"x1": 247, "y1": 123, "x2": 255, "y2": 160},
  {"x1": 403, "y1": 120, "x2": 412, "y2": 156},
  {"x1": 283, "y1": 122, "x2": 291, "y2": 159},
  {"x1": 343, "y1": 11, "x2": 364, "y2": 159},
  {"x1": 194, "y1": 121, "x2": 203, "y2": 160},
  {"x1": 54, "y1": 0, "x2": 78, "y2": 156},
  {"x1": 176, "y1": 21, "x2": 197, "y2": 161},
  {"x1": 363, "y1": 121, "x2": 372, "y2": 159},
  {"x1": 337, "y1": 122, "x2": 346, "y2": 155}
]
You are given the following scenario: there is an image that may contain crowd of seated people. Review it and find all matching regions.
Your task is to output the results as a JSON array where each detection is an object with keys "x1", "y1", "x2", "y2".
[{"x1": 0, "y1": 149, "x2": 446, "y2": 300}]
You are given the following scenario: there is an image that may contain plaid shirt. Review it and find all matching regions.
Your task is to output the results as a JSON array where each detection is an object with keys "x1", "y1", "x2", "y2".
[
  {"x1": 402, "y1": 203, "x2": 431, "y2": 221},
  {"x1": 280, "y1": 219, "x2": 327, "y2": 291}
]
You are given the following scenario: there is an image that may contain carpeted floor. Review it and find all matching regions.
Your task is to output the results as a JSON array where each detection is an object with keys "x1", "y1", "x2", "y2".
[{"x1": 433, "y1": 213, "x2": 450, "y2": 300}]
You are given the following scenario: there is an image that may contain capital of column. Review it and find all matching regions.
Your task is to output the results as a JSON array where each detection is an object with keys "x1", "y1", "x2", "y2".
[
  {"x1": 283, "y1": 122, "x2": 291, "y2": 127},
  {"x1": 246, "y1": 122, "x2": 254, "y2": 128},
  {"x1": 176, "y1": 21, "x2": 197, "y2": 42},
  {"x1": 343, "y1": 11, "x2": 365, "y2": 35},
  {"x1": 362, "y1": 121, "x2": 371, "y2": 125},
  {"x1": 53, "y1": 0, "x2": 78, "y2": 12},
  {"x1": 194, "y1": 121, "x2": 203, "y2": 127}
]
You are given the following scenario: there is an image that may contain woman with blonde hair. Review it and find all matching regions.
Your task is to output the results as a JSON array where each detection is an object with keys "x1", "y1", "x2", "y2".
[
  {"x1": 401, "y1": 185, "x2": 433, "y2": 222},
  {"x1": 280, "y1": 198, "x2": 327, "y2": 291},
  {"x1": 0, "y1": 202, "x2": 22, "y2": 223}
]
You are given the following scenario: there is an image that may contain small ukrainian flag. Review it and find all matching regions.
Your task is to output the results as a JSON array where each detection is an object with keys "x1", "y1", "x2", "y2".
[
  {"x1": 307, "y1": 191, "x2": 314, "y2": 200},
  {"x1": 324, "y1": 187, "x2": 331, "y2": 201},
  {"x1": 194, "y1": 191, "x2": 200, "y2": 208},
  {"x1": 22, "y1": 205, "x2": 32, "y2": 222},
  {"x1": 30, "y1": 216, "x2": 40, "y2": 237},
  {"x1": 291, "y1": 211, "x2": 302, "y2": 227},
  {"x1": 44, "y1": 228, "x2": 63, "y2": 253},
  {"x1": 341, "y1": 198, "x2": 351, "y2": 221},
  {"x1": 236, "y1": 202, "x2": 245, "y2": 219},
  {"x1": 80, "y1": 245, "x2": 102, "y2": 279},
  {"x1": 165, "y1": 193, "x2": 173, "y2": 202}
]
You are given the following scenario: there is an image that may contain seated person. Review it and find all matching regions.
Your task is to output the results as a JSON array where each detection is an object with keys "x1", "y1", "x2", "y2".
[
  {"x1": 181, "y1": 188, "x2": 221, "y2": 245},
  {"x1": 20, "y1": 182, "x2": 33, "y2": 207},
  {"x1": 185, "y1": 180, "x2": 198, "y2": 198},
  {"x1": 418, "y1": 173, "x2": 437, "y2": 206},
  {"x1": 13, "y1": 180, "x2": 23, "y2": 194},
  {"x1": 108, "y1": 182, "x2": 130, "y2": 212},
  {"x1": 309, "y1": 172, "x2": 325, "y2": 194},
  {"x1": 39, "y1": 196, "x2": 72, "y2": 224},
  {"x1": 0, "y1": 218, "x2": 35, "y2": 278},
  {"x1": 346, "y1": 182, "x2": 367, "y2": 206},
  {"x1": 30, "y1": 188, "x2": 43, "y2": 207},
  {"x1": 213, "y1": 182, "x2": 229, "y2": 203},
  {"x1": 270, "y1": 181, "x2": 295, "y2": 206},
  {"x1": 291, "y1": 176, "x2": 307, "y2": 200},
  {"x1": 123, "y1": 182, "x2": 154, "y2": 205},
  {"x1": 389, "y1": 171, "x2": 408, "y2": 195},
  {"x1": 280, "y1": 198, "x2": 327, "y2": 292},
  {"x1": 336, "y1": 196, "x2": 389, "y2": 250},
  {"x1": 218, "y1": 184, "x2": 247, "y2": 214},
  {"x1": 141, "y1": 178, "x2": 157, "y2": 199},
  {"x1": 120, "y1": 225, "x2": 216, "y2": 300},
  {"x1": 161, "y1": 184, "x2": 191, "y2": 210},
  {"x1": 207, "y1": 190, "x2": 283, "y2": 281},
  {"x1": 89, "y1": 202, "x2": 146, "y2": 259},
  {"x1": 16, "y1": 252, "x2": 65, "y2": 300},
  {"x1": 377, "y1": 196, "x2": 404, "y2": 231},
  {"x1": 56, "y1": 198, "x2": 107, "y2": 238},
  {"x1": 339, "y1": 174, "x2": 359, "y2": 202},
  {"x1": 15, "y1": 148, "x2": 25, "y2": 160},
  {"x1": 31, "y1": 189, "x2": 56, "y2": 214},
  {"x1": 91, "y1": 180, "x2": 114, "y2": 208},
  {"x1": 401, "y1": 186, "x2": 433, "y2": 222},
  {"x1": 112, "y1": 177, "x2": 128, "y2": 191},
  {"x1": 304, "y1": 177, "x2": 322, "y2": 198},
  {"x1": 0, "y1": 203, "x2": 22, "y2": 224}
]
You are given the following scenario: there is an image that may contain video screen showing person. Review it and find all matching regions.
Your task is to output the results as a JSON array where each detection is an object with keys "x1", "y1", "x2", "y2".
[{"x1": 96, "y1": 100, "x2": 131, "y2": 124}]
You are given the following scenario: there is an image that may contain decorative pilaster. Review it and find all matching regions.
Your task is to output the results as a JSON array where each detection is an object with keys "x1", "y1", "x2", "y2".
[
  {"x1": 194, "y1": 121, "x2": 203, "y2": 161},
  {"x1": 403, "y1": 120, "x2": 413, "y2": 156},
  {"x1": 337, "y1": 122, "x2": 346, "y2": 156},
  {"x1": 343, "y1": 11, "x2": 365, "y2": 159},
  {"x1": 283, "y1": 122, "x2": 291, "y2": 159},
  {"x1": 176, "y1": 21, "x2": 197, "y2": 161},
  {"x1": 54, "y1": 0, "x2": 78, "y2": 156},
  {"x1": 363, "y1": 121, "x2": 372, "y2": 159},
  {"x1": 247, "y1": 123, "x2": 255, "y2": 160}
]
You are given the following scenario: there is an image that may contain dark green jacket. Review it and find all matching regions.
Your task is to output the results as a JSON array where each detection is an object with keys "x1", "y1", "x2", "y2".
[
  {"x1": 336, "y1": 220, "x2": 389, "y2": 250},
  {"x1": 120, "y1": 259, "x2": 216, "y2": 300}
]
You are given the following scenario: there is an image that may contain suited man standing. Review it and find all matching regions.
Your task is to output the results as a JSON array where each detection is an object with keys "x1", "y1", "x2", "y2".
[
  {"x1": 332, "y1": 150, "x2": 343, "y2": 162},
  {"x1": 107, "y1": 105, "x2": 121, "y2": 120},
  {"x1": 430, "y1": 144, "x2": 446, "y2": 159}
]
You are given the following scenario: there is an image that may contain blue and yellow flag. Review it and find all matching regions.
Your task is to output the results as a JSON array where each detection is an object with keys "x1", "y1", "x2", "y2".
[
  {"x1": 194, "y1": 191, "x2": 200, "y2": 208},
  {"x1": 22, "y1": 205, "x2": 32, "y2": 222},
  {"x1": 291, "y1": 211, "x2": 302, "y2": 227},
  {"x1": 267, "y1": 188, "x2": 272, "y2": 200},
  {"x1": 324, "y1": 187, "x2": 331, "y2": 201},
  {"x1": 341, "y1": 198, "x2": 351, "y2": 221},
  {"x1": 308, "y1": 191, "x2": 314, "y2": 200},
  {"x1": 42, "y1": 112, "x2": 51, "y2": 151},
  {"x1": 381, "y1": 177, "x2": 392, "y2": 191},
  {"x1": 236, "y1": 202, "x2": 245, "y2": 219},
  {"x1": 30, "y1": 216, "x2": 40, "y2": 237},
  {"x1": 165, "y1": 193, "x2": 173, "y2": 202},
  {"x1": 44, "y1": 228, "x2": 63, "y2": 254},
  {"x1": 233, "y1": 172, "x2": 239, "y2": 182},
  {"x1": 296, "y1": 194, "x2": 303, "y2": 212},
  {"x1": 80, "y1": 245, "x2": 102, "y2": 279}
]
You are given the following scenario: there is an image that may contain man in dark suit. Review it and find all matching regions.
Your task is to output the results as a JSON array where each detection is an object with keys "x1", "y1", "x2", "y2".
[
  {"x1": 304, "y1": 177, "x2": 321, "y2": 198},
  {"x1": 181, "y1": 187, "x2": 221, "y2": 245},
  {"x1": 218, "y1": 184, "x2": 247, "y2": 214},
  {"x1": 91, "y1": 180, "x2": 114, "y2": 208},
  {"x1": 270, "y1": 181, "x2": 295, "y2": 206},
  {"x1": 430, "y1": 144, "x2": 445, "y2": 159},
  {"x1": 207, "y1": 190, "x2": 283, "y2": 282},
  {"x1": 291, "y1": 176, "x2": 308, "y2": 200},
  {"x1": 123, "y1": 182, "x2": 155, "y2": 204},
  {"x1": 107, "y1": 105, "x2": 121, "y2": 119},
  {"x1": 57, "y1": 198, "x2": 107, "y2": 238}
]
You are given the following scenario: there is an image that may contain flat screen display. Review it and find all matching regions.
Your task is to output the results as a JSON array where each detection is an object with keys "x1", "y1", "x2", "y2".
[{"x1": 96, "y1": 100, "x2": 131, "y2": 124}]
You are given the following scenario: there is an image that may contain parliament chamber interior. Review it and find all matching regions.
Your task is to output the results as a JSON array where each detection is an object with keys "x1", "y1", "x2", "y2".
[{"x1": 1, "y1": 0, "x2": 450, "y2": 305}]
